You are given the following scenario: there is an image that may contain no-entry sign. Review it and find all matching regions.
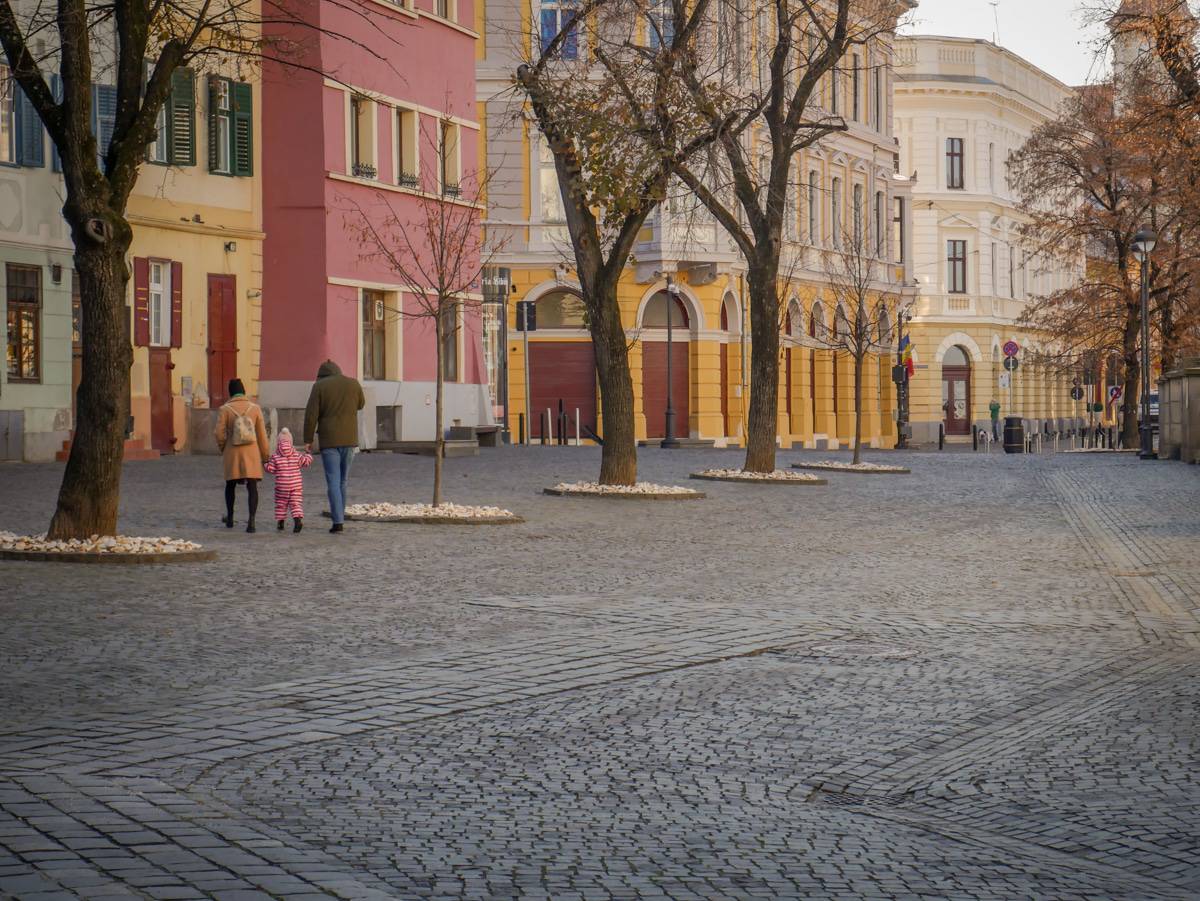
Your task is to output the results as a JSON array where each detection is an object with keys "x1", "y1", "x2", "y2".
[{"x1": 1003, "y1": 340, "x2": 1020, "y2": 358}]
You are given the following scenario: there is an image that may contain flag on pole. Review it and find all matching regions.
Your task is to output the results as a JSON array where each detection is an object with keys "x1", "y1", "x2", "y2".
[{"x1": 900, "y1": 335, "x2": 915, "y2": 376}]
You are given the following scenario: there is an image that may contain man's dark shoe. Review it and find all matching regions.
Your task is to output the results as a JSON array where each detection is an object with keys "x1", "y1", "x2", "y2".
[
  {"x1": 294, "y1": 518, "x2": 304, "y2": 533},
  {"x1": 329, "y1": 523, "x2": 344, "y2": 534}
]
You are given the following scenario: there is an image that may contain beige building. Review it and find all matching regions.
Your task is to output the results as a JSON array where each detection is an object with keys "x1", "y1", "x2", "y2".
[{"x1": 894, "y1": 35, "x2": 1084, "y2": 443}]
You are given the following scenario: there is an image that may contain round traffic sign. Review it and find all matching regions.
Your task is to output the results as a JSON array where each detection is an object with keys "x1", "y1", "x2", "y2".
[
  {"x1": 1003, "y1": 340, "x2": 1020, "y2": 358},
  {"x1": 1003, "y1": 356, "x2": 1020, "y2": 371},
  {"x1": 1070, "y1": 386, "x2": 1084, "y2": 401},
  {"x1": 1109, "y1": 385, "x2": 1123, "y2": 401}
]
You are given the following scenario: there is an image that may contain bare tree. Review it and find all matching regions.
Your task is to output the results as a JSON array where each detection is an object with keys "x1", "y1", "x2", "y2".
[
  {"x1": 348, "y1": 128, "x2": 500, "y2": 507},
  {"x1": 817, "y1": 224, "x2": 898, "y2": 463},
  {"x1": 666, "y1": 0, "x2": 910, "y2": 472},
  {"x1": 514, "y1": 0, "x2": 726, "y2": 485},
  {"x1": 0, "y1": 0, "x2": 391, "y2": 537}
]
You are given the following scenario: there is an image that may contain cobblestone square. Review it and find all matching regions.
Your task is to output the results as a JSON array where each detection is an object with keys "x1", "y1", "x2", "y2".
[{"x1": 1, "y1": 447, "x2": 1198, "y2": 899}]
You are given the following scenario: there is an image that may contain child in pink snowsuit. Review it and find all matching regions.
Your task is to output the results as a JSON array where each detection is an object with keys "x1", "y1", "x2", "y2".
[{"x1": 265, "y1": 427, "x2": 313, "y2": 532}]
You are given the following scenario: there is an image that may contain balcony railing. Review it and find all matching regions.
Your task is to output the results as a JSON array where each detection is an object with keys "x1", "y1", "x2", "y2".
[
  {"x1": 352, "y1": 162, "x2": 377, "y2": 180},
  {"x1": 442, "y1": 181, "x2": 461, "y2": 198},
  {"x1": 398, "y1": 172, "x2": 419, "y2": 189}
]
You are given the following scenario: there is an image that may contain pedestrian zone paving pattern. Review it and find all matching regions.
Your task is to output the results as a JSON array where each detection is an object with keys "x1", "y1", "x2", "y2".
[{"x1": 0, "y1": 447, "x2": 1198, "y2": 899}]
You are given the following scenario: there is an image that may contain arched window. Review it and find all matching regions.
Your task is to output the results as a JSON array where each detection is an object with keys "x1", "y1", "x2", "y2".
[
  {"x1": 831, "y1": 177, "x2": 842, "y2": 246},
  {"x1": 643, "y1": 291, "x2": 689, "y2": 328},
  {"x1": 809, "y1": 301, "x2": 825, "y2": 339},
  {"x1": 877, "y1": 307, "x2": 892, "y2": 345},
  {"x1": 535, "y1": 290, "x2": 587, "y2": 328},
  {"x1": 943, "y1": 344, "x2": 970, "y2": 366}
]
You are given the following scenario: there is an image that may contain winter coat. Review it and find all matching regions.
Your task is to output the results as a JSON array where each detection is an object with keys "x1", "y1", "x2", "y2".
[
  {"x1": 303, "y1": 360, "x2": 365, "y2": 448},
  {"x1": 265, "y1": 431, "x2": 313, "y2": 492},
  {"x1": 215, "y1": 397, "x2": 271, "y2": 481}
]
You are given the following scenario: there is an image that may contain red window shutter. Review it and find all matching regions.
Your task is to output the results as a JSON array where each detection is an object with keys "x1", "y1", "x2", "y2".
[
  {"x1": 170, "y1": 261, "x2": 183, "y2": 348},
  {"x1": 133, "y1": 257, "x2": 150, "y2": 347}
]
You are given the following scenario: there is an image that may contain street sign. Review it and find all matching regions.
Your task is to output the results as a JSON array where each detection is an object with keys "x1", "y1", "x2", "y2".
[
  {"x1": 1109, "y1": 385, "x2": 1123, "y2": 403},
  {"x1": 1070, "y1": 386, "x2": 1084, "y2": 401},
  {"x1": 1003, "y1": 356, "x2": 1020, "y2": 372},
  {"x1": 515, "y1": 300, "x2": 536, "y2": 331},
  {"x1": 999, "y1": 372, "x2": 1011, "y2": 389},
  {"x1": 1003, "y1": 340, "x2": 1020, "y2": 358}
]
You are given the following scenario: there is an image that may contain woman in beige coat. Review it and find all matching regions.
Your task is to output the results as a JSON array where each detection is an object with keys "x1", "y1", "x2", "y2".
[{"x1": 214, "y1": 378, "x2": 271, "y2": 532}]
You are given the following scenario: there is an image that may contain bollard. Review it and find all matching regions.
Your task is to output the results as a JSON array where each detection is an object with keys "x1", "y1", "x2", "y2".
[
  {"x1": 939, "y1": 422, "x2": 945, "y2": 451},
  {"x1": 575, "y1": 408, "x2": 581, "y2": 447},
  {"x1": 518, "y1": 413, "x2": 525, "y2": 446}
]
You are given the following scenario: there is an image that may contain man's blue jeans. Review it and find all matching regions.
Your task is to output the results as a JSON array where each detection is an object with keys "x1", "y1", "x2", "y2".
[{"x1": 321, "y1": 446, "x2": 355, "y2": 525}]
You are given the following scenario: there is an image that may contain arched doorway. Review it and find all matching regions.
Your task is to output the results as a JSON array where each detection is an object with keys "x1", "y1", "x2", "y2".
[
  {"x1": 528, "y1": 290, "x2": 596, "y2": 441},
  {"x1": 942, "y1": 344, "x2": 972, "y2": 436},
  {"x1": 642, "y1": 291, "x2": 690, "y2": 440}
]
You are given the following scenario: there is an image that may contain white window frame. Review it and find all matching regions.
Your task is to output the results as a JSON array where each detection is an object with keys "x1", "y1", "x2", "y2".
[
  {"x1": 394, "y1": 106, "x2": 419, "y2": 187},
  {"x1": 540, "y1": 0, "x2": 583, "y2": 60},
  {"x1": 0, "y1": 65, "x2": 15, "y2": 165},
  {"x1": 148, "y1": 259, "x2": 172, "y2": 347},
  {"x1": 537, "y1": 135, "x2": 565, "y2": 223},
  {"x1": 213, "y1": 80, "x2": 231, "y2": 175}
]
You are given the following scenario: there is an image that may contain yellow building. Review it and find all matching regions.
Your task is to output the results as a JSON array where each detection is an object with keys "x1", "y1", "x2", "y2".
[
  {"x1": 894, "y1": 36, "x2": 1083, "y2": 443},
  {"x1": 478, "y1": 4, "x2": 915, "y2": 449}
]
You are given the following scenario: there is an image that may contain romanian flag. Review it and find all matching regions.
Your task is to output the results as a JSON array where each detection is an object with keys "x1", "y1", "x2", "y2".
[{"x1": 900, "y1": 335, "x2": 915, "y2": 377}]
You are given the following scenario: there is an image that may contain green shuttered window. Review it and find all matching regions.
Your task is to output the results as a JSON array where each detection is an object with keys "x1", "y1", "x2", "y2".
[{"x1": 207, "y1": 76, "x2": 252, "y2": 177}]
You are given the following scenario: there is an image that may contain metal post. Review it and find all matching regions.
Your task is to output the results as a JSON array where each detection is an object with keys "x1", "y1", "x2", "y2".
[
  {"x1": 662, "y1": 284, "x2": 679, "y2": 449},
  {"x1": 522, "y1": 304, "x2": 532, "y2": 446},
  {"x1": 1139, "y1": 258, "x2": 1156, "y2": 459},
  {"x1": 895, "y1": 310, "x2": 909, "y2": 449},
  {"x1": 575, "y1": 408, "x2": 581, "y2": 447},
  {"x1": 547, "y1": 407, "x2": 554, "y2": 445}
]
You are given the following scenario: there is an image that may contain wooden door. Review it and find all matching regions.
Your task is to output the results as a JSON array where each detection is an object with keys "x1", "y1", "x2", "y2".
[
  {"x1": 149, "y1": 348, "x2": 175, "y2": 453},
  {"x1": 207, "y1": 275, "x2": 238, "y2": 407},
  {"x1": 529, "y1": 342, "x2": 596, "y2": 440},
  {"x1": 642, "y1": 341, "x2": 690, "y2": 440},
  {"x1": 943, "y1": 366, "x2": 971, "y2": 436},
  {"x1": 720, "y1": 343, "x2": 730, "y2": 436}
]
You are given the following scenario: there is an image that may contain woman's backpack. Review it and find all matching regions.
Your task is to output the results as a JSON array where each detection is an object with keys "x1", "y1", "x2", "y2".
[{"x1": 228, "y1": 402, "x2": 257, "y2": 447}]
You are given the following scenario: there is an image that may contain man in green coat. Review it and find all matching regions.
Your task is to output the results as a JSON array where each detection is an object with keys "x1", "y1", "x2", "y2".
[
  {"x1": 304, "y1": 360, "x2": 365, "y2": 533},
  {"x1": 989, "y1": 398, "x2": 1002, "y2": 442}
]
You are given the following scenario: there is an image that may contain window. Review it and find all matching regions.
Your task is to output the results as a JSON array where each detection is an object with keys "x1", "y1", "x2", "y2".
[
  {"x1": 947, "y1": 239, "x2": 967, "y2": 294},
  {"x1": 350, "y1": 96, "x2": 376, "y2": 179},
  {"x1": 536, "y1": 290, "x2": 586, "y2": 328},
  {"x1": 435, "y1": 0, "x2": 456, "y2": 19},
  {"x1": 893, "y1": 196, "x2": 905, "y2": 265},
  {"x1": 362, "y1": 290, "x2": 386, "y2": 380},
  {"x1": 990, "y1": 242, "x2": 997, "y2": 295},
  {"x1": 396, "y1": 108, "x2": 418, "y2": 187},
  {"x1": 830, "y1": 68, "x2": 840, "y2": 115},
  {"x1": 1009, "y1": 245, "x2": 1016, "y2": 298},
  {"x1": 830, "y1": 177, "x2": 842, "y2": 246},
  {"x1": 439, "y1": 121, "x2": 461, "y2": 196},
  {"x1": 539, "y1": 138, "x2": 564, "y2": 222},
  {"x1": 440, "y1": 303, "x2": 459, "y2": 382},
  {"x1": 540, "y1": 0, "x2": 580, "y2": 60},
  {"x1": 208, "y1": 77, "x2": 252, "y2": 176},
  {"x1": 647, "y1": 0, "x2": 673, "y2": 49},
  {"x1": 5, "y1": 264, "x2": 40, "y2": 381},
  {"x1": 0, "y1": 65, "x2": 13, "y2": 164},
  {"x1": 852, "y1": 183, "x2": 863, "y2": 248},
  {"x1": 872, "y1": 66, "x2": 882, "y2": 130},
  {"x1": 988, "y1": 142, "x2": 996, "y2": 193},
  {"x1": 148, "y1": 260, "x2": 172, "y2": 347},
  {"x1": 148, "y1": 68, "x2": 197, "y2": 167},
  {"x1": 807, "y1": 169, "x2": 818, "y2": 243},
  {"x1": 946, "y1": 137, "x2": 964, "y2": 189},
  {"x1": 851, "y1": 54, "x2": 860, "y2": 121}
]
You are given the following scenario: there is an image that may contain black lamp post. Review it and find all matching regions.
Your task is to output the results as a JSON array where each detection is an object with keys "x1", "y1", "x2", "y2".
[
  {"x1": 894, "y1": 307, "x2": 911, "y2": 450},
  {"x1": 661, "y1": 278, "x2": 681, "y2": 448},
  {"x1": 1132, "y1": 226, "x2": 1157, "y2": 460}
]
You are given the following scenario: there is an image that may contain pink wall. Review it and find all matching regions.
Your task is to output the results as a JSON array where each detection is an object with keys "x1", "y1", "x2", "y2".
[{"x1": 261, "y1": 0, "x2": 483, "y2": 388}]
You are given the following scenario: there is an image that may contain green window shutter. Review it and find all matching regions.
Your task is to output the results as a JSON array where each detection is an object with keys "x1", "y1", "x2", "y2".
[
  {"x1": 231, "y1": 81, "x2": 253, "y2": 177},
  {"x1": 169, "y1": 68, "x2": 195, "y2": 166},
  {"x1": 50, "y1": 75, "x2": 63, "y2": 172},
  {"x1": 207, "y1": 76, "x2": 221, "y2": 172},
  {"x1": 15, "y1": 88, "x2": 46, "y2": 167},
  {"x1": 91, "y1": 83, "x2": 118, "y2": 171}
]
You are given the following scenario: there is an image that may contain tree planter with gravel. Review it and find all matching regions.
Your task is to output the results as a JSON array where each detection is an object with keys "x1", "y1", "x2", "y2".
[
  {"x1": 326, "y1": 503, "x2": 524, "y2": 525},
  {"x1": 792, "y1": 460, "x2": 910, "y2": 474},
  {"x1": 690, "y1": 469, "x2": 827, "y2": 486},
  {"x1": 544, "y1": 482, "x2": 705, "y2": 500},
  {"x1": 0, "y1": 532, "x2": 214, "y2": 564}
]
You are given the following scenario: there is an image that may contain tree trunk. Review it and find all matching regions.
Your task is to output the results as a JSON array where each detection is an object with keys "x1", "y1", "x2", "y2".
[
  {"x1": 1120, "y1": 303, "x2": 1141, "y2": 449},
  {"x1": 433, "y1": 309, "x2": 445, "y2": 507},
  {"x1": 47, "y1": 233, "x2": 133, "y2": 540},
  {"x1": 743, "y1": 261, "x2": 780, "y2": 473},
  {"x1": 852, "y1": 350, "x2": 864, "y2": 466},
  {"x1": 589, "y1": 273, "x2": 637, "y2": 486}
]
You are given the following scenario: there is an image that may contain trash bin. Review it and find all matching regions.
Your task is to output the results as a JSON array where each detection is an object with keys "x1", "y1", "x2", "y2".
[{"x1": 1004, "y1": 415, "x2": 1025, "y2": 455}]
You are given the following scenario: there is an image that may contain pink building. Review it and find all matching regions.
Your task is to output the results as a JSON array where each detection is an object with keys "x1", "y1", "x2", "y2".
[{"x1": 259, "y1": 0, "x2": 489, "y2": 444}]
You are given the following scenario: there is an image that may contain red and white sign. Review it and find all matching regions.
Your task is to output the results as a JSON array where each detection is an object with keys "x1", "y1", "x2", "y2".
[
  {"x1": 1003, "y1": 340, "x2": 1020, "y2": 358},
  {"x1": 1108, "y1": 385, "x2": 1123, "y2": 403}
]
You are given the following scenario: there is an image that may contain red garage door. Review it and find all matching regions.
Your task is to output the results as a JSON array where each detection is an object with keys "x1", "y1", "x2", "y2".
[
  {"x1": 529, "y1": 342, "x2": 597, "y2": 440},
  {"x1": 643, "y1": 341, "x2": 690, "y2": 440}
]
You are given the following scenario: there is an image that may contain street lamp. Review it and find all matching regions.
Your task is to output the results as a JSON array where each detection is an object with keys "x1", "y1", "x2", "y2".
[
  {"x1": 661, "y1": 277, "x2": 681, "y2": 449},
  {"x1": 1131, "y1": 226, "x2": 1157, "y2": 460},
  {"x1": 894, "y1": 306, "x2": 912, "y2": 450}
]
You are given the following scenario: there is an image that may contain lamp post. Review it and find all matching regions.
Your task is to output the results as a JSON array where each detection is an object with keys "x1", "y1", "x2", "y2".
[
  {"x1": 894, "y1": 307, "x2": 911, "y2": 449},
  {"x1": 662, "y1": 277, "x2": 681, "y2": 448},
  {"x1": 1132, "y1": 226, "x2": 1157, "y2": 460}
]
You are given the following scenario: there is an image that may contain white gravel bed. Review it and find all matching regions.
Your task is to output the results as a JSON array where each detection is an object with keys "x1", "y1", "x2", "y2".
[
  {"x1": 344, "y1": 502, "x2": 520, "y2": 521},
  {"x1": 0, "y1": 532, "x2": 205, "y2": 556},
  {"x1": 545, "y1": 481, "x2": 704, "y2": 499},
  {"x1": 692, "y1": 468, "x2": 825, "y2": 482},
  {"x1": 792, "y1": 460, "x2": 911, "y2": 474}
]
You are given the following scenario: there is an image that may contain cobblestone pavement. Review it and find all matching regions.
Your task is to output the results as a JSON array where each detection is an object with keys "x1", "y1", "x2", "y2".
[{"x1": 0, "y1": 447, "x2": 1198, "y2": 899}]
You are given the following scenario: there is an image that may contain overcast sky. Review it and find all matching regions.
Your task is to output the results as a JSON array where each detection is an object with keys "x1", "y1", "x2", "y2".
[{"x1": 900, "y1": 0, "x2": 1109, "y2": 86}]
